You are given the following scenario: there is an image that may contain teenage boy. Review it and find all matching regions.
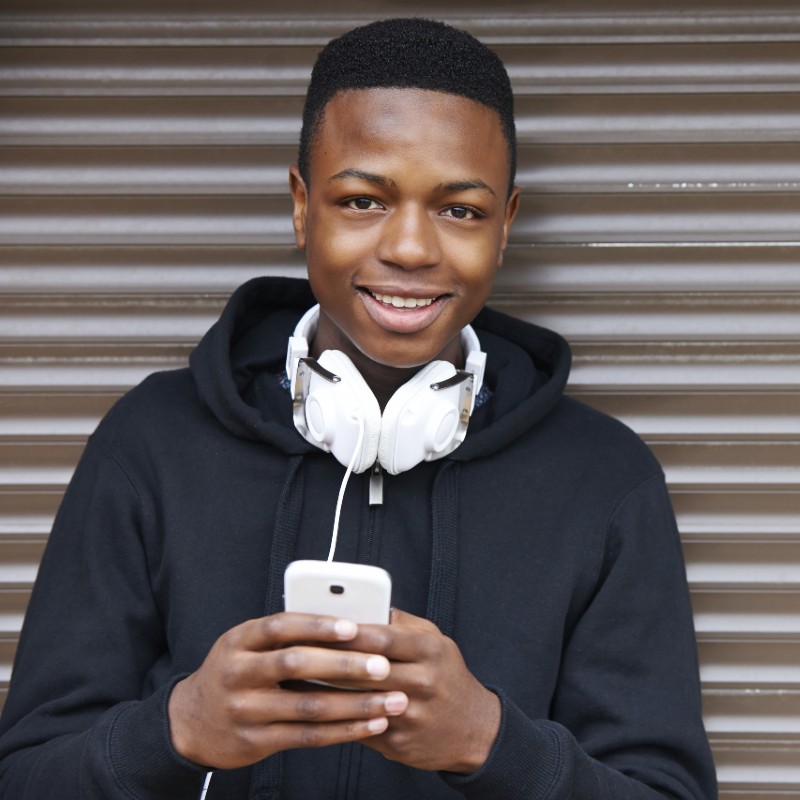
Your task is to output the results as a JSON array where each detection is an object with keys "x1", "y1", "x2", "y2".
[{"x1": 0, "y1": 18, "x2": 717, "y2": 800}]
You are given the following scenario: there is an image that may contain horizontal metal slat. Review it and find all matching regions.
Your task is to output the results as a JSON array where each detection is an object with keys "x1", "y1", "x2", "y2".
[
  {"x1": 521, "y1": 142, "x2": 800, "y2": 193},
  {"x1": 2, "y1": 244, "x2": 799, "y2": 295},
  {"x1": 5, "y1": 42, "x2": 800, "y2": 97},
  {"x1": 571, "y1": 342, "x2": 800, "y2": 391},
  {"x1": 674, "y1": 492, "x2": 800, "y2": 540},
  {"x1": 576, "y1": 392, "x2": 800, "y2": 441},
  {"x1": 0, "y1": 96, "x2": 303, "y2": 146},
  {"x1": 714, "y1": 738, "x2": 800, "y2": 794},
  {"x1": 705, "y1": 688, "x2": 800, "y2": 735},
  {"x1": 3, "y1": 143, "x2": 800, "y2": 198},
  {"x1": 700, "y1": 637, "x2": 800, "y2": 685},
  {"x1": 7, "y1": 194, "x2": 800, "y2": 247},
  {"x1": 4, "y1": 292, "x2": 800, "y2": 343},
  {"x1": 4, "y1": 6, "x2": 800, "y2": 46},
  {"x1": 0, "y1": 245, "x2": 304, "y2": 294},
  {"x1": 6, "y1": 390, "x2": 798, "y2": 443},
  {"x1": 0, "y1": 46, "x2": 313, "y2": 97},
  {"x1": 498, "y1": 244, "x2": 800, "y2": 294},
  {"x1": 0, "y1": 394, "x2": 116, "y2": 438},
  {"x1": 518, "y1": 94, "x2": 800, "y2": 144},
  {"x1": 498, "y1": 293, "x2": 800, "y2": 342},
  {"x1": 0, "y1": 442, "x2": 86, "y2": 490},
  {"x1": 693, "y1": 590, "x2": 800, "y2": 635},
  {"x1": 686, "y1": 542, "x2": 800, "y2": 589},
  {"x1": 0, "y1": 588, "x2": 32, "y2": 637},
  {"x1": 0, "y1": 196, "x2": 292, "y2": 246},
  {"x1": 0, "y1": 146, "x2": 295, "y2": 195},
  {"x1": 0, "y1": 540, "x2": 45, "y2": 587},
  {"x1": 0, "y1": 489, "x2": 61, "y2": 538},
  {"x1": 0, "y1": 343, "x2": 190, "y2": 391},
  {"x1": 0, "y1": 341, "x2": 797, "y2": 394},
  {"x1": 5, "y1": 95, "x2": 800, "y2": 146},
  {"x1": 512, "y1": 193, "x2": 800, "y2": 243},
  {"x1": 654, "y1": 442, "x2": 800, "y2": 491},
  {"x1": 504, "y1": 42, "x2": 800, "y2": 95},
  {"x1": 0, "y1": 295, "x2": 222, "y2": 343}
]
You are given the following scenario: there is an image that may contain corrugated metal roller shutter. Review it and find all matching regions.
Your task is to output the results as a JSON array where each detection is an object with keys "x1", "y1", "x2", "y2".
[{"x1": 1, "y1": 2, "x2": 799, "y2": 795}]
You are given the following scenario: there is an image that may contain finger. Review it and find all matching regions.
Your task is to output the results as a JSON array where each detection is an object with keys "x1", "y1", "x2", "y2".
[
  {"x1": 346, "y1": 621, "x2": 444, "y2": 663},
  {"x1": 229, "y1": 688, "x2": 409, "y2": 726},
  {"x1": 255, "y1": 644, "x2": 392, "y2": 685},
  {"x1": 261, "y1": 716, "x2": 391, "y2": 752},
  {"x1": 230, "y1": 612, "x2": 359, "y2": 652},
  {"x1": 388, "y1": 608, "x2": 433, "y2": 628}
]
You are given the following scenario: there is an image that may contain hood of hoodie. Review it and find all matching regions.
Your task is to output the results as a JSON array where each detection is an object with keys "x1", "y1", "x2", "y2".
[{"x1": 190, "y1": 276, "x2": 571, "y2": 461}]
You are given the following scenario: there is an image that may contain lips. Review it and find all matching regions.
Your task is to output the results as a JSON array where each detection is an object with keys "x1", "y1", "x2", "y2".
[{"x1": 359, "y1": 287, "x2": 449, "y2": 335}]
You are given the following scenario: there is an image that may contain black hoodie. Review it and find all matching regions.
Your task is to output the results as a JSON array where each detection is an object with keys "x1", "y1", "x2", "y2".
[{"x1": 0, "y1": 277, "x2": 717, "y2": 799}]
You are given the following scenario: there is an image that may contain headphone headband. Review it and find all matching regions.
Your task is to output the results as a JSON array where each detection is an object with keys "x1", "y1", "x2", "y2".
[{"x1": 286, "y1": 304, "x2": 486, "y2": 474}]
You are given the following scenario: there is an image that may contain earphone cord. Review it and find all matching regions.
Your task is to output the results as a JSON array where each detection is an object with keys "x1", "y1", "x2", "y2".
[
  {"x1": 328, "y1": 416, "x2": 365, "y2": 562},
  {"x1": 197, "y1": 423, "x2": 365, "y2": 799}
]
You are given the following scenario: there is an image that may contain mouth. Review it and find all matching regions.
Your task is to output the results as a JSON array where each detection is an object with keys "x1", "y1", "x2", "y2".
[
  {"x1": 358, "y1": 287, "x2": 449, "y2": 335},
  {"x1": 363, "y1": 289, "x2": 439, "y2": 309}
]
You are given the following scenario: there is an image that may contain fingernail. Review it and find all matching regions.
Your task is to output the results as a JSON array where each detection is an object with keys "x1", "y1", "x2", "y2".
[
  {"x1": 366, "y1": 655, "x2": 390, "y2": 678},
  {"x1": 334, "y1": 619, "x2": 357, "y2": 638},
  {"x1": 367, "y1": 717, "x2": 388, "y2": 733},
  {"x1": 384, "y1": 692, "x2": 408, "y2": 714}
]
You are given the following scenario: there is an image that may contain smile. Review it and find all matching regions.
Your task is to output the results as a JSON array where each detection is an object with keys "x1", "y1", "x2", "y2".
[{"x1": 368, "y1": 291, "x2": 436, "y2": 309}]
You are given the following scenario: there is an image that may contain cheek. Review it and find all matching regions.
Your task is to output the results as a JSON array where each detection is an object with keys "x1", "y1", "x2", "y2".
[
  {"x1": 307, "y1": 219, "x2": 373, "y2": 274},
  {"x1": 451, "y1": 245, "x2": 501, "y2": 289}
]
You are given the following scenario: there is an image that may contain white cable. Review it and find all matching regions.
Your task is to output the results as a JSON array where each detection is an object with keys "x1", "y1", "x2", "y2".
[
  {"x1": 199, "y1": 771, "x2": 212, "y2": 800},
  {"x1": 327, "y1": 417, "x2": 365, "y2": 562}
]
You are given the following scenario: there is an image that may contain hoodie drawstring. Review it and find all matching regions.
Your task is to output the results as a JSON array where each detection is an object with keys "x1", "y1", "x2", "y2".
[{"x1": 426, "y1": 461, "x2": 460, "y2": 638}]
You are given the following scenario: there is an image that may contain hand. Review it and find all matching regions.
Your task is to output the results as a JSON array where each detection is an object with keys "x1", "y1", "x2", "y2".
[
  {"x1": 167, "y1": 612, "x2": 409, "y2": 770},
  {"x1": 342, "y1": 609, "x2": 501, "y2": 774}
]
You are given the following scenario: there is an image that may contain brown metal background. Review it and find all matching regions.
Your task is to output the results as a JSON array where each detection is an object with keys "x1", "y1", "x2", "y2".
[{"x1": 2, "y1": 2, "x2": 800, "y2": 795}]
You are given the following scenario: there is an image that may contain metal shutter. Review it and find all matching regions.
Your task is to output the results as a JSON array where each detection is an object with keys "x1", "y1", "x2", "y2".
[{"x1": 1, "y1": 3, "x2": 799, "y2": 796}]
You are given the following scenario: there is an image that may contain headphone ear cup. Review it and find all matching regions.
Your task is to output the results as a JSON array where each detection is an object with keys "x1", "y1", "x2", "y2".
[
  {"x1": 379, "y1": 360, "x2": 459, "y2": 475},
  {"x1": 310, "y1": 350, "x2": 381, "y2": 472}
]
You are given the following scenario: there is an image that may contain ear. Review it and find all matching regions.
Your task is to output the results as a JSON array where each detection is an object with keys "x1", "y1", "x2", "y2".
[
  {"x1": 289, "y1": 164, "x2": 308, "y2": 250},
  {"x1": 497, "y1": 185, "x2": 521, "y2": 268}
]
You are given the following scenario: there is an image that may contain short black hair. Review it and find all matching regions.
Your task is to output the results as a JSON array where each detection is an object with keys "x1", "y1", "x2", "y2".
[{"x1": 298, "y1": 18, "x2": 516, "y2": 196}]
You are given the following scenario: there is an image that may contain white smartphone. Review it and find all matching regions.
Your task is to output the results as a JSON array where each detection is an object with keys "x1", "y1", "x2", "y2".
[{"x1": 284, "y1": 560, "x2": 392, "y2": 624}]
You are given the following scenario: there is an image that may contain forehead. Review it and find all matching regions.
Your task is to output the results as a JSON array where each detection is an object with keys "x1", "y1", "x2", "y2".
[{"x1": 310, "y1": 87, "x2": 509, "y2": 185}]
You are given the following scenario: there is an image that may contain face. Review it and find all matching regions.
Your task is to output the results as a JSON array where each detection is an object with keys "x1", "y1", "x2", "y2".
[{"x1": 289, "y1": 87, "x2": 519, "y2": 380}]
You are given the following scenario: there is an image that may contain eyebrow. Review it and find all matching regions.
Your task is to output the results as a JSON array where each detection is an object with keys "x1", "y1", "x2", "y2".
[
  {"x1": 328, "y1": 169, "x2": 497, "y2": 199},
  {"x1": 328, "y1": 168, "x2": 397, "y2": 188},
  {"x1": 438, "y1": 180, "x2": 497, "y2": 198}
]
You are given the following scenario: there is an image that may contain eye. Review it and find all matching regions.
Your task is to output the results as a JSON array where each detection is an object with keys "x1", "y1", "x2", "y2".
[
  {"x1": 345, "y1": 197, "x2": 383, "y2": 211},
  {"x1": 442, "y1": 205, "x2": 481, "y2": 220}
]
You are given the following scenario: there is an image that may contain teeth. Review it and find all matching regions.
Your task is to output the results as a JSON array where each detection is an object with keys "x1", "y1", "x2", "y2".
[{"x1": 371, "y1": 292, "x2": 434, "y2": 309}]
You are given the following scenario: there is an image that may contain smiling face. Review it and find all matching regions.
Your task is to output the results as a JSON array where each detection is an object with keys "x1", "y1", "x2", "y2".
[{"x1": 289, "y1": 87, "x2": 519, "y2": 393}]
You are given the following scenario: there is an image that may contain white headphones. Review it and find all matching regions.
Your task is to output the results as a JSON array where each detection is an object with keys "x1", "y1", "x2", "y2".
[{"x1": 286, "y1": 305, "x2": 486, "y2": 475}]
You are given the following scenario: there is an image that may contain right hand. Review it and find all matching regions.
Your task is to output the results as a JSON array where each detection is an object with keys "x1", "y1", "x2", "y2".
[{"x1": 167, "y1": 612, "x2": 409, "y2": 769}]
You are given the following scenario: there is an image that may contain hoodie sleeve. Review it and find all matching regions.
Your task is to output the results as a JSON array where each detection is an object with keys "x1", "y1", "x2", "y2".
[
  {"x1": 0, "y1": 432, "x2": 207, "y2": 799},
  {"x1": 442, "y1": 474, "x2": 718, "y2": 799}
]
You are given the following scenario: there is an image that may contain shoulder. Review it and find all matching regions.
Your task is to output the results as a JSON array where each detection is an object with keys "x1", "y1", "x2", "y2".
[
  {"x1": 92, "y1": 367, "x2": 205, "y2": 454},
  {"x1": 525, "y1": 393, "x2": 665, "y2": 500}
]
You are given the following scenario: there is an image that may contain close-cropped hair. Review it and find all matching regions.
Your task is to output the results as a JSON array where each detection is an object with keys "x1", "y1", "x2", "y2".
[{"x1": 297, "y1": 17, "x2": 517, "y2": 196}]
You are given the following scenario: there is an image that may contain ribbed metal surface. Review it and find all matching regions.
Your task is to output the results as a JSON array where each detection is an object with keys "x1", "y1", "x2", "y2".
[{"x1": 2, "y1": 3, "x2": 799, "y2": 795}]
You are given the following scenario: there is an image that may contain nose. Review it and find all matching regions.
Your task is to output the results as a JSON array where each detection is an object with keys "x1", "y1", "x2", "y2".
[{"x1": 376, "y1": 204, "x2": 442, "y2": 270}]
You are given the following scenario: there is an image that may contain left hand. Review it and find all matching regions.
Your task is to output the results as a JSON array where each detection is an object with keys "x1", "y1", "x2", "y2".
[{"x1": 338, "y1": 608, "x2": 501, "y2": 773}]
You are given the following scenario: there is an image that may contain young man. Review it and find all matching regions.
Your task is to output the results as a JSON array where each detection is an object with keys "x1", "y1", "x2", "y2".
[{"x1": 0, "y1": 18, "x2": 717, "y2": 800}]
